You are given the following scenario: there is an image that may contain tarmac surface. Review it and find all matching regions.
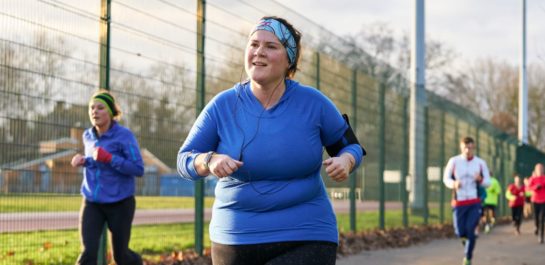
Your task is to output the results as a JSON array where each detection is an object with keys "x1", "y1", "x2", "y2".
[{"x1": 337, "y1": 219, "x2": 544, "y2": 265}]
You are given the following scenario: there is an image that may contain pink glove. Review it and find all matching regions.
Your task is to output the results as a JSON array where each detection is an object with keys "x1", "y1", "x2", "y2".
[{"x1": 94, "y1": 147, "x2": 112, "y2": 163}]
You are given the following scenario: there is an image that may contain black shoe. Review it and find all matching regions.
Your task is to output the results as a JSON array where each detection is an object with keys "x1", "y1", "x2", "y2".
[{"x1": 535, "y1": 229, "x2": 539, "y2": 236}]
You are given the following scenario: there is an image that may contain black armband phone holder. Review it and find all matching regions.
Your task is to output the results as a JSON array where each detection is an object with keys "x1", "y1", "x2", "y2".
[{"x1": 325, "y1": 114, "x2": 366, "y2": 157}]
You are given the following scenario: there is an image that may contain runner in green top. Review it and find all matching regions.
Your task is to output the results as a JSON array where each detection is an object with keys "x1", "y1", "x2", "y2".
[{"x1": 482, "y1": 173, "x2": 502, "y2": 233}]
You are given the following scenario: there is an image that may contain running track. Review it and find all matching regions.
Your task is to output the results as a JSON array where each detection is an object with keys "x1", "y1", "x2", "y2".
[{"x1": 0, "y1": 200, "x2": 401, "y2": 232}]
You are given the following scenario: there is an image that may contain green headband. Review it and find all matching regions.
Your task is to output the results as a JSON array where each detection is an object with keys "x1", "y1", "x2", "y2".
[{"x1": 91, "y1": 93, "x2": 117, "y2": 117}]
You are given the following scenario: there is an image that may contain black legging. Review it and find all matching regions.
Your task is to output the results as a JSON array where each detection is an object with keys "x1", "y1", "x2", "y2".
[
  {"x1": 511, "y1": 206, "x2": 523, "y2": 229},
  {"x1": 77, "y1": 196, "x2": 142, "y2": 265},
  {"x1": 212, "y1": 241, "x2": 338, "y2": 265},
  {"x1": 533, "y1": 202, "x2": 545, "y2": 240}
]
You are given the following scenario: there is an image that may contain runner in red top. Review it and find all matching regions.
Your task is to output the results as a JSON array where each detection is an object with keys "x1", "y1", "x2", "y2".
[
  {"x1": 528, "y1": 163, "x2": 545, "y2": 243},
  {"x1": 506, "y1": 174, "x2": 525, "y2": 235}
]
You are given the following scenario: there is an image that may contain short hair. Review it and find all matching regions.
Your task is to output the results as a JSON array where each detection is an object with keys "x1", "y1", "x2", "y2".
[{"x1": 460, "y1": 136, "x2": 475, "y2": 145}]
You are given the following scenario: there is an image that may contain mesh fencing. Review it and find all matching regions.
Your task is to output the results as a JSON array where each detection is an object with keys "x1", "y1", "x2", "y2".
[{"x1": 1, "y1": 0, "x2": 544, "y2": 264}]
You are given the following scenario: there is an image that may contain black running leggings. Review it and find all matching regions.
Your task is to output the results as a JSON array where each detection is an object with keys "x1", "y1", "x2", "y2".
[
  {"x1": 77, "y1": 196, "x2": 142, "y2": 265},
  {"x1": 212, "y1": 241, "x2": 338, "y2": 265},
  {"x1": 534, "y1": 202, "x2": 545, "y2": 238},
  {"x1": 511, "y1": 205, "x2": 523, "y2": 228}
]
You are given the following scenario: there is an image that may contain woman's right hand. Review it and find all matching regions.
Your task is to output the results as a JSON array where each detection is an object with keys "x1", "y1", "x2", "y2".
[
  {"x1": 71, "y1": 154, "x2": 85, "y2": 167},
  {"x1": 208, "y1": 153, "x2": 243, "y2": 178}
]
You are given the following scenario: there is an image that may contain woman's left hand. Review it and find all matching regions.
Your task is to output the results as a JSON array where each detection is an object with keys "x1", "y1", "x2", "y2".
[
  {"x1": 323, "y1": 153, "x2": 355, "y2": 182},
  {"x1": 71, "y1": 154, "x2": 86, "y2": 167}
]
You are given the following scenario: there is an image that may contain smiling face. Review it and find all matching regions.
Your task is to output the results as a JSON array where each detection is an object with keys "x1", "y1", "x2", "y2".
[
  {"x1": 244, "y1": 30, "x2": 290, "y2": 87},
  {"x1": 89, "y1": 100, "x2": 112, "y2": 129}
]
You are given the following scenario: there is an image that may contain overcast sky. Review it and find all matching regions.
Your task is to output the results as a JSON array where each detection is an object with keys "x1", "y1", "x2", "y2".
[{"x1": 275, "y1": 0, "x2": 545, "y2": 67}]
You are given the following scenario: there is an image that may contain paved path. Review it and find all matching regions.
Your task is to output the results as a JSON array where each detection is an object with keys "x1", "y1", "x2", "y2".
[
  {"x1": 0, "y1": 200, "x2": 401, "y2": 232},
  {"x1": 337, "y1": 220, "x2": 544, "y2": 265}
]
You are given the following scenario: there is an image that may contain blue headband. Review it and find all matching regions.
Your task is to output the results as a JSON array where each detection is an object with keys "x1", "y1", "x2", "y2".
[{"x1": 251, "y1": 18, "x2": 297, "y2": 66}]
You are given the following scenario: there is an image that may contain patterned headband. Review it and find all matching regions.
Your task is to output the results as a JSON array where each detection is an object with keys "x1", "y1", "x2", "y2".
[{"x1": 250, "y1": 18, "x2": 297, "y2": 66}]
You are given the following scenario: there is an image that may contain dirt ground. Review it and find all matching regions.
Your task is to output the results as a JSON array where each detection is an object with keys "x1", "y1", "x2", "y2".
[{"x1": 337, "y1": 219, "x2": 544, "y2": 265}]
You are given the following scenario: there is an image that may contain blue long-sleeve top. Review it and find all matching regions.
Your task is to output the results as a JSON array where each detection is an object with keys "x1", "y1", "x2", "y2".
[
  {"x1": 177, "y1": 79, "x2": 364, "y2": 244},
  {"x1": 81, "y1": 121, "x2": 144, "y2": 203}
]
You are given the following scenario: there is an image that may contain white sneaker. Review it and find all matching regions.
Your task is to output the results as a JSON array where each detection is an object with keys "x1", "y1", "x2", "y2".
[{"x1": 484, "y1": 224, "x2": 490, "y2": 234}]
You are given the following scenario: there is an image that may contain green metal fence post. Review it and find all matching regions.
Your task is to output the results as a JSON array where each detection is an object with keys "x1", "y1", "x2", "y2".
[
  {"x1": 401, "y1": 97, "x2": 409, "y2": 227},
  {"x1": 489, "y1": 133, "x2": 494, "y2": 171},
  {"x1": 475, "y1": 126, "x2": 480, "y2": 156},
  {"x1": 454, "y1": 119, "x2": 459, "y2": 154},
  {"x1": 99, "y1": 0, "x2": 111, "y2": 91},
  {"x1": 349, "y1": 68, "x2": 357, "y2": 232},
  {"x1": 378, "y1": 76, "x2": 386, "y2": 229},
  {"x1": 504, "y1": 142, "x2": 508, "y2": 217},
  {"x1": 439, "y1": 111, "x2": 446, "y2": 223},
  {"x1": 194, "y1": 0, "x2": 206, "y2": 256},
  {"x1": 497, "y1": 138, "x2": 506, "y2": 217},
  {"x1": 98, "y1": 1, "x2": 111, "y2": 263},
  {"x1": 506, "y1": 141, "x2": 512, "y2": 215}
]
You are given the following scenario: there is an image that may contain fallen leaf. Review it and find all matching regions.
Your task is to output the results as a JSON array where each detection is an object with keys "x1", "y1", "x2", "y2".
[{"x1": 42, "y1": 242, "x2": 53, "y2": 250}]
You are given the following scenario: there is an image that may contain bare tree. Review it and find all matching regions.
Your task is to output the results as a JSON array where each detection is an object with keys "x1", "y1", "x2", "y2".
[
  {"x1": 325, "y1": 21, "x2": 545, "y2": 152},
  {"x1": 444, "y1": 57, "x2": 545, "y2": 151},
  {"x1": 397, "y1": 33, "x2": 456, "y2": 94},
  {"x1": 0, "y1": 32, "x2": 79, "y2": 164},
  {"x1": 327, "y1": 22, "x2": 455, "y2": 92},
  {"x1": 445, "y1": 58, "x2": 518, "y2": 119}
]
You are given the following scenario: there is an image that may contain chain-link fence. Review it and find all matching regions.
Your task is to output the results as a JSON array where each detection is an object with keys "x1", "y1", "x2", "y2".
[{"x1": 1, "y1": 0, "x2": 544, "y2": 264}]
